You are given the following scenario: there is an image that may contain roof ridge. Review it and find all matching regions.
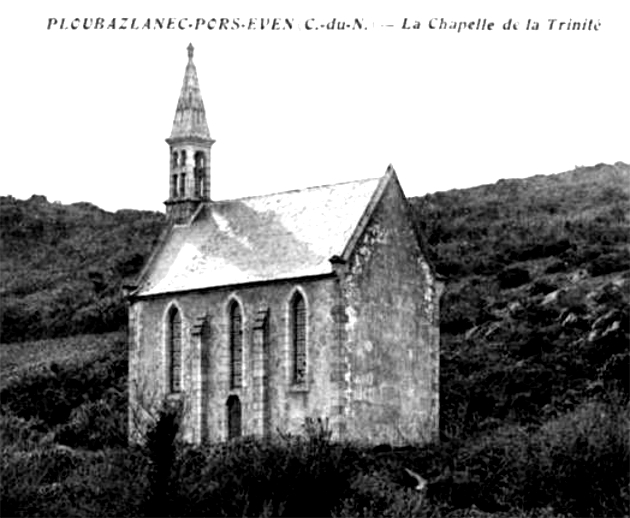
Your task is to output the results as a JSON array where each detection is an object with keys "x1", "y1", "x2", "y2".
[{"x1": 210, "y1": 175, "x2": 382, "y2": 204}]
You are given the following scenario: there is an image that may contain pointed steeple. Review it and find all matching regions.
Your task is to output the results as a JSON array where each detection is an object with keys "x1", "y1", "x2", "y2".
[
  {"x1": 165, "y1": 44, "x2": 215, "y2": 223},
  {"x1": 169, "y1": 43, "x2": 211, "y2": 141}
]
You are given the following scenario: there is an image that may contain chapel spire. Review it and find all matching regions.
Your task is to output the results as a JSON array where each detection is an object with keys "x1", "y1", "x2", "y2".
[
  {"x1": 165, "y1": 44, "x2": 215, "y2": 223},
  {"x1": 169, "y1": 43, "x2": 211, "y2": 141}
]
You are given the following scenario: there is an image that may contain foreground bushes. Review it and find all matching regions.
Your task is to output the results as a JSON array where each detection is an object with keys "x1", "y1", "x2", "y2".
[
  {"x1": 2, "y1": 399, "x2": 627, "y2": 517},
  {"x1": 149, "y1": 416, "x2": 363, "y2": 518},
  {"x1": 0, "y1": 336, "x2": 127, "y2": 449},
  {"x1": 458, "y1": 399, "x2": 629, "y2": 516},
  {"x1": 1, "y1": 446, "x2": 150, "y2": 518},
  {"x1": 527, "y1": 400, "x2": 629, "y2": 516}
]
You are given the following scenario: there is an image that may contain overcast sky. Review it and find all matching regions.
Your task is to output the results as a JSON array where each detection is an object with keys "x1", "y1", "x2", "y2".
[{"x1": 1, "y1": 1, "x2": 628, "y2": 212}]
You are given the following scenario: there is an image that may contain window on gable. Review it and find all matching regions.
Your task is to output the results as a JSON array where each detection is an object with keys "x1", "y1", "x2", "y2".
[
  {"x1": 229, "y1": 301, "x2": 243, "y2": 389},
  {"x1": 168, "y1": 306, "x2": 182, "y2": 393},
  {"x1": 291, "y1": 291, "x2": 307, "y2": 385}
]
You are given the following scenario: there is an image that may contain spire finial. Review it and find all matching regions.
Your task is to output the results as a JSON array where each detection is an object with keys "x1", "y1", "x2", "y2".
[{"x1": 187, "y1": 43, "x2": 194, "y2": 60}]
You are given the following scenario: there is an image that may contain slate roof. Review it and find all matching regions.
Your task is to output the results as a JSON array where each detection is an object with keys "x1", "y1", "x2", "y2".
[{"x1": 136, "y1": 172, "x2": 392, "y2": 297}]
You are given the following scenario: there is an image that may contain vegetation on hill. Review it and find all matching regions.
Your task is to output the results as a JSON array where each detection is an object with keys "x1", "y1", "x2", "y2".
[
  {"x1": 0, "y1": 195, "x2": 164, "y2": 343},
  {"x1": 410, "y1": 162, "x2": 630, "y2": 438},
  {"x1": 0, "y1": 162, "x2": 628, "y2": 517}
]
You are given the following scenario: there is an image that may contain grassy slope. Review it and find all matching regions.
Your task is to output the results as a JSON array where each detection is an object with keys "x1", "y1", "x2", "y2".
[{"x1": 0, "y1": 332, "x2": 123, "y2": 390}]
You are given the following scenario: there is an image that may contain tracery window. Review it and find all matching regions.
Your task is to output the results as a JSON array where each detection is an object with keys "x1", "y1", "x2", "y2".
[
  {"x1": 167, "y1": 306, "x2": 182, "y2": 393},
  {"x1": 290, "y1": 291, "x2": 307, "y2": 384},
  {"x1": 229, "y1": 301, "x2": 243, "y2": 389}
]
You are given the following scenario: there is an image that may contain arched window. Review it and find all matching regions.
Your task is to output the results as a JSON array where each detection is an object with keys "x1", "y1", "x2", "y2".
[
  {"x1": 171, "y1": 150, "x2": 179, "y2": 169},
  {"x1": 167, "y1": 306, "x2": 182, "y2": 393},
  {"x1": 290, "y1": 291, "x2": 307, "y2": 384},
  {"x1": 229, "y1": 301, "x2": 243, "y2": 389}
]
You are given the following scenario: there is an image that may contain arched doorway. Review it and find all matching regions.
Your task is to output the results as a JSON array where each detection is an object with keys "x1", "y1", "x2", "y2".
[{"x1": 226, "y1": 395, "x2": 241, "y2": 439}]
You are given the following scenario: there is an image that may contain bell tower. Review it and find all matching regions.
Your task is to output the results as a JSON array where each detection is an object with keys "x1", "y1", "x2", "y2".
[{"x1": 165, "y1": 44, "x2": 215, "y2": 222}]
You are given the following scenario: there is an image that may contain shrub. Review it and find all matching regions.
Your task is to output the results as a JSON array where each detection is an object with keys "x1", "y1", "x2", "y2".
[
  {"x1": 0, "y1": 413, "x2": 48, "y2": 450},
  {"x1": 0, "y1": 337, "x2": 127, "y2": 431},
  {"x1": 144, "y1": 400, "x2": 183, "y2": 518},
  {"x1": 440, "y1": 281, "x2": 496, "y2": 335},
  {"x1": 498, "y1": 267, "x2": 531, "y2": 290},
  {"x1": 545, "y1": 259, "x2": 569, "y2": 274},
  {"x1": 0, "y1": 446, "x2": 151, "y2": 518},
  {"x1": 587, "y1": 250, "x2": 630, "y2": 277},
  {"x1": 0, "y1": 446, "x2": 82, "y2": 517},
  {"x1": 525, "y1": 401, "x2": 630, "y2": 517},
  {"x1": 334, "y1": 471, "x2": 422, "y2": 518},
  {"x1": 171, "y1": 424, "x2": 362, "y2": 517},
  {"x1": 55, "y1": 389, "x2": 127, "y2": 450},
  {"x1": 529, "y1": 279, "x2": 558, "y2": 296}
]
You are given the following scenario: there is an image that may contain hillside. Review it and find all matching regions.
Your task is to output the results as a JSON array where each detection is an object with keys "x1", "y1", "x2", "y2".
[
  {"x1": 410, "y1": 162, "x2": 630, "y2": 437},
  {"x1": 0, "y1": 162, "x2": 628, "y2": 517},
  {"x1": 0, "y1": 196, "x2": 165, "y2": 343}
]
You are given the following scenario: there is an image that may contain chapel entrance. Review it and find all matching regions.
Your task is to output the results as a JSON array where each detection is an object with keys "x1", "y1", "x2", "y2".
[{"x1": 227, "y1": 395, "x2": 241, "y2": 439}]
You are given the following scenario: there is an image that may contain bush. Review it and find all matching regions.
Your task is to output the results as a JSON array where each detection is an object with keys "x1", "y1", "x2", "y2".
[
  {"x1": 142, "y1": 400, "x2": 183, "y2": 517},
  {"x1": 334, "y1": 471, "x2": 422, "y2": 518},
  {"x1": 587, "y1": 250, "x2": 630, "y2": 277},
  {"x1": 0, "y1": 446, "x2": 150, "y2": 518},
  {"x1": 55, "y1": 390, "x2": 127, "y2": 450},
  {"x1": 441, "y1": 401, "x2": 629, "y2": 516},
  {"x1": 529, "y1": 279, "x2": 558, "y2": 296},
  {"x1": 440, "y1": 281, "x2": 496, "y2": 335},
  {"x1": 498, "y1": 267, "x2": 531, "y2": 289},
  {"x1": 545, "y1": 259, "x2": 569, "y2": 274},
  {"x1": 0, "y1": 413, "x2": 47, "y2": 450},
  {"x1": 171, "y1": 421, "x2": 362, "y2": 517},
  {"x1": 0, "y1": 337, "x2": 127, "y2": 431},
  {"x1": 0, "y1": 446, "x2": 82, "y2": 517},
  {"x1": 525, "y1": 400, "x2": 630, "y2": 517}
]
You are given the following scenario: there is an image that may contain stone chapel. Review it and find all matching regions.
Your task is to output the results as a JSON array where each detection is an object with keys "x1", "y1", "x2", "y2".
[{"x1": 127, "y1": 44, "x2": 442, "y2": 445}]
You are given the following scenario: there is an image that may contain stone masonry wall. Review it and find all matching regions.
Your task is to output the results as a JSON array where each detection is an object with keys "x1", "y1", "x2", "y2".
[
  {"x1": 337, "y1": 178, "x2": 440, "y2": 445},
  {"x1": 128, "y1": 277, "x2": 338, "y2": 443}
]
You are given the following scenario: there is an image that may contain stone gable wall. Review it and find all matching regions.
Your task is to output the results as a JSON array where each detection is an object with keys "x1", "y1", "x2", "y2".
[{"x1": 337, "y1": 179, "x2": 440, "y2": 444}]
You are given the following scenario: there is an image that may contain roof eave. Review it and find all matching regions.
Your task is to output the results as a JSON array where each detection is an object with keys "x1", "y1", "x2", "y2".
[
  {"x1": 126, "y1": 221, "x2": 174, "y2": 300},
  {"x1": 129, "y1": 272, "x2": 336, "y2": 302}
]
